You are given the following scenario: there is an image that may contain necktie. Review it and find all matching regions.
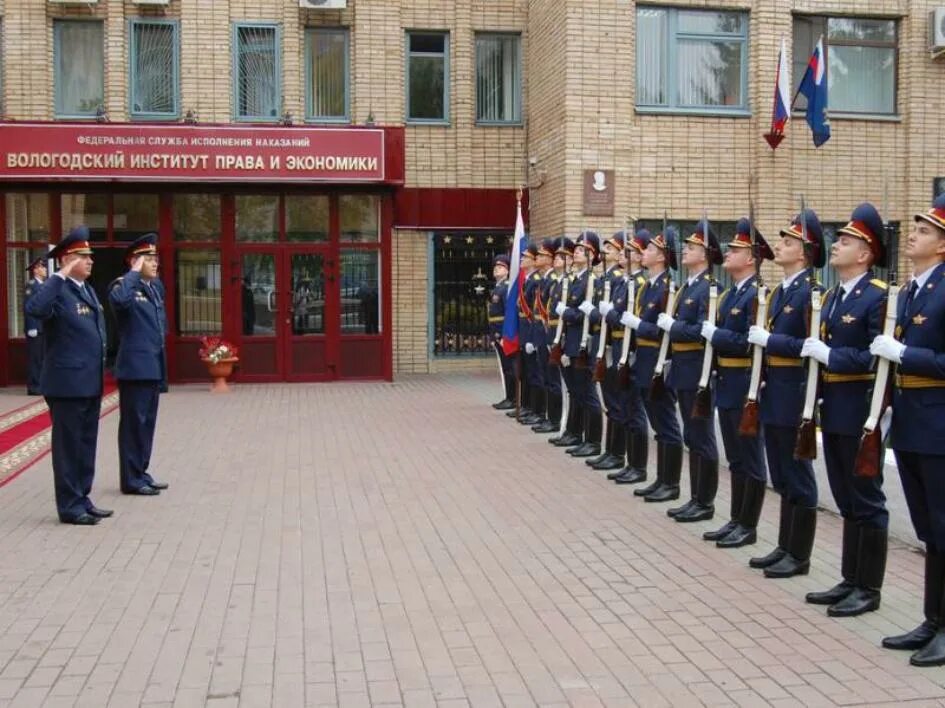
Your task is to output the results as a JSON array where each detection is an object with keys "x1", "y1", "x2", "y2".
[{"x1": 904, "y1": 279, "x2": 919, "y2": 315}]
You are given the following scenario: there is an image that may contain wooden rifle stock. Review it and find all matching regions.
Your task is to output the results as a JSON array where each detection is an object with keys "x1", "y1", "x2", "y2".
[
  {"x1": 854, "y1": 283, "x2": 901, "y2": 477},
  {"x1": 592, "y1": 281, "x2": 612, "y2": 383},
  {"x1": 794, "y1": 289, "x2": 823, "y2": 461},
  {"x1": 573, "y1": 272, "x2": 596, "y2": 370},
  {"x1": 738, "y1": 283, "x2": 769, "y2": 437},
  {"x1": 649, "y1": 280, "x2": 677, "y2": 401},
  {"x1": 692, "y1": 282, "x2": 719, "y2": 420},
  {"x1": 548, "y1": 276, "x2": 570, "y2": 367}
]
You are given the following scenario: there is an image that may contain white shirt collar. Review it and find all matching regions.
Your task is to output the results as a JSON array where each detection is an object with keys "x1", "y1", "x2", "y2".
[
  {"x1": 839, "y1": 271, "x2": 868, "y2": 296},
  {"x1": 913, "y1": 265, "x2": 939, "y2": 290},
  {"x1": 735, "y1": 274, "x2": 754, "y2": 290},
  {"x1": 781, "y1": 269, "x2": 805, "y2": 289},
  {"x1": 574, "y1": 267, "x2": 587, "y2": 278},
  {"x1": 68, "y1": 277, "x2": 86, "y2": 289},
  {"x1": 687, "y1": 268, "x2": 707, "y2": 286},
  {"x1": 648, "y1": 270, "x2": 664, "y2": 285}
]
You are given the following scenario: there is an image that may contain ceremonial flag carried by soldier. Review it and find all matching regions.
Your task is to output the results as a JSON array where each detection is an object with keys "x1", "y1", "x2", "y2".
[{"x1": 501, "y1": 197, "x2": 527, "y2": 355}]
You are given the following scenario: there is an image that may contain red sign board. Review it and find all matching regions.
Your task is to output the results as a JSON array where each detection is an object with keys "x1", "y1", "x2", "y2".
[{"x1": 0, "y1": 123, "x2": 387, "y2": 183}]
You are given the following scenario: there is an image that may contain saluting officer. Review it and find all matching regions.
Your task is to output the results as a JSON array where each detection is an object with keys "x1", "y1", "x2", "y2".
[
  {"x1": 658, "y1": 221, "x2": 722, "y2": 522},
  {"x1": 533, "y1": 238, "x2": 568, "y2": 434},
  {"x1": 489, "y1": 254, "x2": 515, "y2": 410},
  {"x1": 872, "y1": 194, "x2": 945, "y2": 666},
  {"x1": 24, "y1": 256, "x2": 48, "y2": 395},
  {"x1": 801, "y1": 204, "x2": 890, "y2": 617},
  {"x1": 521, "y1": 241, "x2": 555, "y2": 427},
  {"x1": 623, "y1": 228, "x2": 684, "y2": 500},
  {"x1": 610, "y1": 229, "x2": 652, "y2": 484},
  {"x1": 26, "y1": 226, "x2": 111, "y2": 525},
  {"x1": 109, "y1": 233, "x2": 170, "y2": 496},
  {"x1": 701, "y1": 219, "x2": 772, "y2": 548},
  {"x1": 586, "y1": 231, "x2": 627, "y2": 470},
  {"x1": 747, "y1": 209, "x2": 825, "y2": 578}
]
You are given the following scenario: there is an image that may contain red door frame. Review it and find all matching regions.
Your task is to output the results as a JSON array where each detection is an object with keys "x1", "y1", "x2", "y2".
[{"x1": 282, "y1": 244, "x2": 337, "y2": 382}]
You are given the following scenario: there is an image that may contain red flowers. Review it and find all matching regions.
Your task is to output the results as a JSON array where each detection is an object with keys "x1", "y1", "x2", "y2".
[{"x1": 198, "y1": 336, "x2": 239, "y2": 364}]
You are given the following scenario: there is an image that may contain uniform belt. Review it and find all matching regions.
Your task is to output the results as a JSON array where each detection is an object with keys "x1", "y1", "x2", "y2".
[
  {"x1": 547, "y1": 318, "x2": 559, "y2": 327},
  {"x1": 637, "y1": 338, "x2": 660, "y2": 348},
  {"x1": 532, "y1": 316, "x2": 545, "y2": 323},
  {"x1": 896, "y1": 374, "x2": 945, "y2": 389},
  {"x1": 717, "y1": 357, "x2": 751, "y2": 368},
  {"x1": 671, "y1": 342, "x2": 704, "y2": 353},
  {"x1": 822, "y1": 373, "x2": 874, "y2": 384},
  {"x1": 488, "y1": 316, "x2": 503, "y2": 323},
  {"x1": 767, "y1": 356, "x2": 803, "y2": 367},
  {"x1": 611, "y1": 331, "x2": 624, "y2": 339}
]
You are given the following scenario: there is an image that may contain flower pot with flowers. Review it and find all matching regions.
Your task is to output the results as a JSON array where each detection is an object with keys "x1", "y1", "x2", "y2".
[{"x1": 198, "y1": 337, "x2": 240, "y2": 393}]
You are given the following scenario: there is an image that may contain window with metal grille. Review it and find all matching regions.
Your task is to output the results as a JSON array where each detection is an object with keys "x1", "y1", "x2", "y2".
[
  {"x1": 130, "y1": 19, "x2": 179, "y2": 119},
  {"x1": 305, "y1": 28, "x2": 349, "y2": 122},
  {"x1": 234, "y1": 24, "x2": 281, "y2": 121},
  {"x1": 54, "y1": 20, "x2": 104, "y2": 118},
  {"x1": 406, "y1": 32, "x2": 449, "y2": 123},
  {"x1": 636, "y1": 219, "x2": 737, "y2": 290},
  {"x1": 475, "y1": 33, "x2": 521, "y2": 124}
]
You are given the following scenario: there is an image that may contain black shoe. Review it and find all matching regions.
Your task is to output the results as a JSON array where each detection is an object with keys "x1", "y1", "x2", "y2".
[
  {"x1": 884, "y1": 621, "x2": 938, "y2": 651},
  {"x1": 532, "y1": 421, "x2": 558, "y2": 433},
  {"x1": 911, "y1": 631, "x2": 945, "y2": 667},
  {"x1": 806, "y1": 580, "x2": 855, "y2": 606},
  {"x1": 667, "y1": 499, "x2": 696, "y2": 518},
  {"x1": 703, "y1": 520, "x2": 737, "y2": 542},
  {"x1": 506, "y1": 407, "x2": 533, "y2": 418},
  {"x1": 585, "y1": 452, "x2": 610, "y2": 467},
  {"x1": 590, "y1": 454, "x2": 624, "y2": 471},
  {"x1": 763, "y1": 553, "x2": 810, "y2": 578},
  {"x1": 569, "y1": 443, "x2": 601, "y2": 458},
  {"x1": 519, "y1": 414, "x2": 542, "y2": 425},
  {"x1": 828, "y1": 587, "x2": 880, "y2": 617},
  {"x1": 634, "y1": 479, "x2": 662, "y2": 497},
  {"x1": 125, "y1": 485, "x2": 160, "y2": 496},
  {"x1": 674, "y1": 503, "x2": 714, "y2": 523},
  {"x1": 613, "y1": 469, "x2": 646, "y2": 485},
  {"x1": 763, "y1": 505, "x2": 816, "y2": 578},
  {"x1": 87, "y1": 506, "x2": 114, "y2": 518},
  {"x1": 552, "y1": 433, "x2": 581, "y2": 448},
  {"x1": 64, "y1": 514, "x2": 99, "y2": 526},
  {"x1": 149, "y1": 481, "x2": 169, "y2": 490},
  {"x1": 717, "y1": 524, "x2": 756, "y2": 548},
  {"x1": 27, "y1": 390, "x2": 42, "y2": 396},
  {"x1": 644, "y1": 485, "x2": 679, "y2": 503},
  {"x1": 749, "y1": 546, "x2": 786, "y2": 569},
  {"x1": 492, "y1": 399, "x2": 514, "y2": 410}
]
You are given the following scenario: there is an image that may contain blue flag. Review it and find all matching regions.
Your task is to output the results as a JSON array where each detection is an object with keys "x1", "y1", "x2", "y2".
[{"x1": 797, "y1": 36, "x2": 830, "y2": 147}]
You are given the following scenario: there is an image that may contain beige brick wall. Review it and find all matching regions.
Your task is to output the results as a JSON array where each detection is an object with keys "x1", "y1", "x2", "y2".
[{"x1": 391, "y1": 228, "x2": 429, "y2": 374}]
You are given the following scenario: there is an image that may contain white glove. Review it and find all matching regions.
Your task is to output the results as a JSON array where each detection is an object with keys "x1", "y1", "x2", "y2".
[
  {"x1": 524, "y1": 342, "x2": 536, "y2": 355},
  {"x1": 801, "y1": 337, "x2": 831, "y2": 366},
  {"x1": 748, "y1": 325, "x2": 770, "y2": 348},
  {"x1": 560, "y1": 354, "x2": 571, "y2": 367},
  {"x1": 657, "y1": 313, "x2": 675, "y2": 332},
  {"x1": 598, "y1": 301, "x2": 614, "y2": 316},
  {"x1": 554, "y1": 302, "x2": 566, "y2": 316},
  {"x1": 26, "y1": 329, "x2": 38, "y2": 338},
  {"x1": 700, "y1": 321, "x2": 717, "y2": 342},
  {"x1": 620, "y1": 312, "x2": 641, "y2": 330},
  {"x1": 578, "y1": 301, "x2": 595, "y2": 316},
  {"x1": 870, "y1": 334, "x2": 906, "y2": 364}
]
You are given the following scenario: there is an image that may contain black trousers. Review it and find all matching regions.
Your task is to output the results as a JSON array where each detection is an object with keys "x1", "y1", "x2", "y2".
[
  {"x1": 46, "y1": 396, "x2": 102, "y2": 521},
  {"x1": 118, "y1": 380, "x2": 161, "y2": 492},
  {"x1": 26, "y1": 334, "x2": 43, "y2": 394}
]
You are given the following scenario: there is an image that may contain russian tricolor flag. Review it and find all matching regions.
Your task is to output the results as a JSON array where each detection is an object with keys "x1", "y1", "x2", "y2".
[
  {"x1": 764, "y1": 39, "x2": 791, "y2": 150},
  {"x1": 500, "y1": 199, "x2": 526, "y2": 356},
  {"x1": 797, "y1": 36, "x2": 831, "y2": 147}
]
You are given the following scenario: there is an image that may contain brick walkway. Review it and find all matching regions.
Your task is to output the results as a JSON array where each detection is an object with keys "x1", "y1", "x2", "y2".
[{"x1": 0, "y1": 375, "x2": 944, "y2": 708}]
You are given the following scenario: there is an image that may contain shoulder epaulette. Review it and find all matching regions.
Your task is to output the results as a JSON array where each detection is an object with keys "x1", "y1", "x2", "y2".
[
  {"x1": 870, "y1": 278, "x2": 888, "y2": 290},
  {"x1": 612, "y1": 269, "x2": 623, "y2": 277},
  {"x1": 531, "y1": 272, "x2": 542, "y2": 281},
  {"x1": 108, "y1": 276, "x2": 124, "y2": 289}
]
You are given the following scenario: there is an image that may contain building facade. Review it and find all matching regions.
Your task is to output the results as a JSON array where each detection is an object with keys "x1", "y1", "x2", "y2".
[{"x1": 0, "y1": 0, "x2": 939, "y2": 385}]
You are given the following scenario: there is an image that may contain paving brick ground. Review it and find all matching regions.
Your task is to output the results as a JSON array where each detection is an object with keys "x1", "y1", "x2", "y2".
[{"x1": 0, "y1": 374, "x2": 944, "y2": 707}]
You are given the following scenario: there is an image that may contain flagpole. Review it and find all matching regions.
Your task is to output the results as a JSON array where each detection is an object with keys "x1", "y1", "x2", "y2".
[{"x1": 514, "y1": 187, "x2": 523, "y2": 422}]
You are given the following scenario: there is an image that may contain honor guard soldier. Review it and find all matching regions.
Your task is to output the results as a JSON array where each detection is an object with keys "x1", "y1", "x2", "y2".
[
  {"x1": 623, "y1": 227, "x2": 684, "y2": 500},
  {"x1": 701, "y1": 219, "x2": 772, "y2": 548},
  {"x1": 24, "y1": 256, "x2": 48, "y2": 395},
  {"x1": 533, "y1": 238, "x2": 567, "y2": 433},
  {"x1": 25, "y1": 226, "x2": 111, "y2": 525},
  {"x1": 747, "y1": 209, "x2": 825, "y2": 578},
  {"x1": 554, "y1": 232, "x2": 603, "y2": 456},
  {"x1": 658, "y1": 220, "x2": 722, "y2": 522},
  {"x1": 109, "y1": 233, "x2": 170, "y2": 496},
  {"x1": 489, "y1": 254, "x2": 515, "y2": 410},
  {"x1": 802, "y1": 204, "x2": 889, "y2": 617},
  {"x1": 873, "y1": 194, "x2": 945, "y2": 666},
  {"x1": 548, "y1": 238, "x2": 578, "y2": 444},
  {"x1": 512, "y1": 244, "x2": 539, "y2": 420},
  {"x1": 586, "y1": 231, "x2": 627, "y2": 471},
  {"x1": 610, "y1": 229, "x2": 653, "y2": 484},
  {"x1": 521, "y1": 241, "x2": 554, "y2": 427}
]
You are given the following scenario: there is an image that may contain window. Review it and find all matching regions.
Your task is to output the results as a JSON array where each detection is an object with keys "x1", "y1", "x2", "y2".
[
  {"x1": 305, "y1": 28, "x2": 349, "y2": 122},
  {"x1": 129, "y1": 19, "x2": 179, "y2": 119},
  {"x1": 234, "y1": 24, "x2": 280, "y2": 120},
  {"x1": 175, "y1": 250, "x2": 222, "y2": 335},
  {"x1": 7, "y1": 248, "x2": 48, "y2": 338},
  {"x1": 406, "y1": 31, "x2": 449, "y2": 122},
  {"x1": 61, "y1": 194, "x2": 108, "y2": 242},
  {"x1": 54, "y1": 20, "x2": 105, "y2": 118},
  {"x1": 476, "y1": 33, "x2": 521, "y2": 124},
  {"x1": 793, "y1": 16, "x2": 897, "y2": 116},
  {"x1": 636, "y1": 7, "x2": 748, "y2": 114},
  {"x1": 174, "y1": 194, "x2": 220, "y2": 242},
  {"x1": 6, "y1": 194, "x2": 50, "y2": 243}
]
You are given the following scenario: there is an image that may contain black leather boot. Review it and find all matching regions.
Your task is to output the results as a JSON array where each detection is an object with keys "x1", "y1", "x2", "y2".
[
  {"x1": 764, "y1": 504, "x2": 816, "y2": 578},
  {"x1": 634, "y1": 441, "x2": 664, "y2": 497},
  {"x1": 552, "y1": 399, "x2": 582, "y2": 447},
  {"x1": 533, "y1": 392, "x2": 561, "y2": 433},
  {"x1": 705, "y1": 473, "x2": 744, "y2": 541},
  {"x1": 749, "y1": 494, "x2": 790, "y2": 568},
  {"x1": 587, "y1": 424, "x2": 614, "y2": 467},
  {"x1": 519, "y1": 387, "x2": 543, "y2": 425},
  {"x1": 645, "y1": 443, "x2": 682, "y2": 502},
  {"x1": 677, "y1": 456, "x2": 717, "y2": 523},
  {"x1": 717, "y1": 476, "x2": 765, "y2": 548},
  {"x1": 493, "y1": 374, "x2": 516, "y2": 409},
  {"x1": 806, "y1": 518, "x2": 858, "y2": 605},
  {"x1": 592, "y1": 426, "x2": 625, "y2": 470},
  {"x1": 612, "y1": 430, "x2": 647, "y2": 483},
  {"x1": 829, "y1": 525, "x2": 886, "y2": 617},
  {"x1": 668, "y1": 451, "x2": 699, "y2": 517},
  {"x1": 911, "y1": 561, "x2": 945, "y2": 666},
  {"x1": 884, "y1": 550, "x2": 945, "y2": 651},
  {"x1": 570, "y1": 410, "x2": 602, "y2": 457}
]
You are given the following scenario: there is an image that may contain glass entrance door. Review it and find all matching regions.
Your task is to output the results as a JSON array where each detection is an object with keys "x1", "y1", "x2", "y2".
[{"x1": 238, "y1": 249, "x2": 283, "y2": 380}]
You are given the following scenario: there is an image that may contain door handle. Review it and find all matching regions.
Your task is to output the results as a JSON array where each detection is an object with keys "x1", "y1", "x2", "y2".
[{"x1": 267, "y1": 291, "x2": 276, "y2": 312}]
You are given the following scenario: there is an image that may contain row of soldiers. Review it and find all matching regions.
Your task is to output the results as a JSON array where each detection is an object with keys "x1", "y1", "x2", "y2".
[{"x1": 488, "y1": 195, "x2": 945, "y2": 668}]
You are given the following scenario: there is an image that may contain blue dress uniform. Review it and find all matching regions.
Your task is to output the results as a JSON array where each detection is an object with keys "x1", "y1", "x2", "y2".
[
  {"x1": 513, "y1": 247, "x2": 539, "y2": 420},
  {"x1": 880, "y1": 195, "x2": 945, "y2": 665},
  {"x1": 109, "y1": 234, "x2": 169, "y2": 496},
  {"x1": 489, "y1": 255, "x2": 516, "y2": 410},
  {"x1": 611, "y1": 230, "x2": 653, "y2": 484},
  {"x1": 632, "y1": 228, "x2": 684, "y2": 502},
  {"x1": 751, "y1": 209, "x2": 825, "y2": 579},
  {"x1": 25, "y1": 227, "x2": 109, "y2": 525},
  {"x1": 521, "y1": 243, "x2": 554, "y2": 427},
  {"x1": 705, "y1": 221, "x2": 772, "y2": 549},
  {"x1": 556, "y1": 231, "x2": 603, "y2": 456},
  {"x1": 533, "y1": 238, "x2": 568, "y2": 434},
  {"x1": 805, "y1": 204, "x2": 890, "y2": 618},
  {"x1": 23, "y1": 259, "x2": 46, "y2": 395}
]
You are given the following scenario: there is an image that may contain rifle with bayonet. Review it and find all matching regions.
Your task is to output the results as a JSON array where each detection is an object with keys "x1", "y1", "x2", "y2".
[
  {"x1": 794, "y1": 196, "x2": 821, "y2": 460},
  {"x1": 739, "y1": 193, "x2": 768, "y2": 436},
  {"x1": 693, "y1": 210, "x2": 718, "y2": 419}
]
